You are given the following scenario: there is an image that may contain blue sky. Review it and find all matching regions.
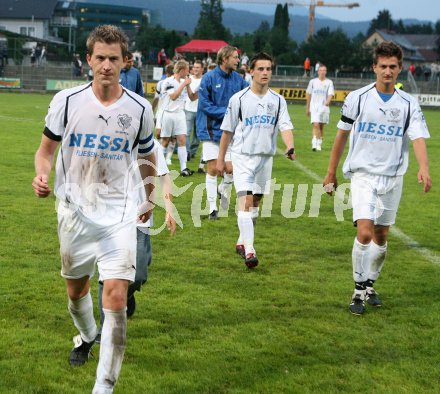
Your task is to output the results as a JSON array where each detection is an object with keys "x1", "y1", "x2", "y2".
[{"x1": 223, "y1": 0, "x2": 439, "y2": 23}]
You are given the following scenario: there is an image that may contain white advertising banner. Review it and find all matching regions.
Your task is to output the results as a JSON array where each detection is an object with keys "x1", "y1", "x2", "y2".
[{"x1": 412, "y1": 94, "x2": 440, "y2": 107}]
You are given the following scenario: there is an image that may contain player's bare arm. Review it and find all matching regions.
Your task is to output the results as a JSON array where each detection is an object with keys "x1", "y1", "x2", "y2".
[
  {"x1": 281, "y1": 130, "x2": 295, "y2": 160},
  {"x1": 306, "y1": 93, "x2": 311, "y2": 116},
  {"x1": 323, "y1": 129, "x2": 350, "y2": 194},
  {"x1": 138, "y1": 152, "x2": 157, "y2": 223},
  {"x1": 169, "y1": 77, "x2": 191, "y2": 101},
  {"x1": 412, "y1": 137, "x2": 432, "y2": 193},
  {"x1": 160, "y1": 174, "x2": 177, "y2": 235},
  {"x1": 216, "y1": 130, "x2": 233, "y2": 176},
  {"x1": 186, "y1": 82, "x2": 198, "y2": 102},
  {"x1": 33, "y1": 135, "x2": 59, "y2": 198},
  {"x1": 325, "y1": 95, "x2": 334, "y2": 106}
]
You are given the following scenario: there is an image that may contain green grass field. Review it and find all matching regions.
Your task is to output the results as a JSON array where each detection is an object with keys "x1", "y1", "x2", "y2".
[{"x1": 0, "y1": 92, "x2": 439, "y2": 393}]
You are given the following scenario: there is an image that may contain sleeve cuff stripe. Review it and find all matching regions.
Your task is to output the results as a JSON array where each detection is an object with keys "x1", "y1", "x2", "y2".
[
  {"x1": 43, "y1": 127, "x2": 62, "y2": 141},
  {"x1": 340, "y1": 115, "x2": 355, "y2": 124},
  {"x1": 139, "y1": 133, "x2": 153, "y2": 144}
]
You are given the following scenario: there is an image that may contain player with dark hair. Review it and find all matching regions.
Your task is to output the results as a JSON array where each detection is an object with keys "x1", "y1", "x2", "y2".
[
  {"x1": 323, "y1": 41, "x2": 431, "y2": 315},
  {"x1": 217, "y1": 52, "x2": 295, "y2": 267}
]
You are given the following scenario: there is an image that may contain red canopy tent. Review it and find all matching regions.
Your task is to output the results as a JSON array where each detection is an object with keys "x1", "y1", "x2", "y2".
[{"x1": 175, "y1": 39, "x2": 230, "y2": 54}]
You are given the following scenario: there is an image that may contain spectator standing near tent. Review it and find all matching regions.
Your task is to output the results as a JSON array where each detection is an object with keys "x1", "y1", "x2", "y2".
[{"x1": 158, "y1": 48, "x2": 167, "y2": 68}]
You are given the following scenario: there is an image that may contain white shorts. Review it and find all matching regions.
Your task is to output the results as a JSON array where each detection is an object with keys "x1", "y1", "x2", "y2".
[
  {"x1": 311, "y1": 107, "x2": 330, "y2": 124},
  {"x1": 58, "y1": 205, "x2": 137, "y2": 282},
  {"x1": 231, "y1": 152, "x2": 273, "y2": 195},
  {"x1": 351, "y1": 173, "x2": 403, "y2": 226},
  {"x1": 202, "y1": 141, "x2": 232, "y2": 162},
  {"x1": 160, "y1": 111, "x2": 187, "y2": 138}
]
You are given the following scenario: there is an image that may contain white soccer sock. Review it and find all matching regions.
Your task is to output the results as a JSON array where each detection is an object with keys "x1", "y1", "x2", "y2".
[
  {"x1": 352, "y1": 238, "x2": 371, "y2": 283},
  {"x1": 177, "y1": 146, "x2": 187, "y2": 171},
  {"x1": 368, "y1": 241, "x2": 387, "y2": 281},
  {"x1": 238, "y1": 211, "x2": 254, "y2": 255},
  {"x1": 250, "y1": 206, "x2": 259, "y2": 226},
  {"x1": 206, "y1": 174, "x2": 218, "y2": 213},
  {"x1": 166, "y1": 141, "x2": 176, "y2": 161},
  {"x1": 312, "y1": 137, "x2": 317, "y2": 148},
  {"x1": 223, "y1": 172, "x2": 233, "y2": 185},
  {"x1": 94, "y1": 308, "x2": 127, "y2": 394},
  {"x1": 68, "y1": 292, "x2": 97, "y2": 343},
  {"x1": 317, "y1": 139, "x2": 322, "y2": 147}
]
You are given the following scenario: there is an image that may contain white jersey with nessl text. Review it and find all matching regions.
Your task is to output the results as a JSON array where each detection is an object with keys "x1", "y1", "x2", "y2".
[
  {"x1": 221, "y1": 87, "x2": 293, "y2": 156},
  {"x1": 337, "y1": 83, "x2": 430, "y2": 178},
  {"x1": 306, "y1": 77, "x2": 334, "y2": 114},
  {"x1": 44, "y1": 83, "x2": 155, "y2": 226}
]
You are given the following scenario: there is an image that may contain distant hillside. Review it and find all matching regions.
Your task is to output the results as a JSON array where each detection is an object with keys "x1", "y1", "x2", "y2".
[{"x1": 79, "y1": 0, "x2": 372, "y2": 42}]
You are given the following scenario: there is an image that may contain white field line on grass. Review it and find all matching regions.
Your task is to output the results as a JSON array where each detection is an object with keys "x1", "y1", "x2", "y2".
[{"x1": 277, "y1": 148, "x2": 440, "y2": 266}]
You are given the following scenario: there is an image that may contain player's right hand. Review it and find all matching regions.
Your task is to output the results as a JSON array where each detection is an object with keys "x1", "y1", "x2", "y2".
[
  {"x1": 216, "y1": 160, "x2": 225, "y2": 176},
  {"x1": 32, "y1": 174, "x2": 51, "y2": 198},
  {"x1": 166, "y1": 212, "x2": 177, "y2": 236},
  {"x1": 323, "y1": 173, "x2": 337, "y2": 196}
]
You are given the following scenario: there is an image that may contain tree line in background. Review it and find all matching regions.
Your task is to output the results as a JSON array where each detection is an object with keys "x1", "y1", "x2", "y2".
[{"x1": 72, "y1": 2, "x2": 440, "y2": 72}]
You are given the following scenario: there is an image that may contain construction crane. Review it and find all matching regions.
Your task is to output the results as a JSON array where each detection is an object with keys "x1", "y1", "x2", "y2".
[{"x1": 222, "y1": 0, "x2": 360, "y2": 40}]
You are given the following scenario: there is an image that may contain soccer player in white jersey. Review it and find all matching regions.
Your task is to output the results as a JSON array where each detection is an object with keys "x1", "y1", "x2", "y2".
[
  {"x1": 153, "y1": 64, "x2": 175, "y2": 164},
  {"x1": 306, "y1": 64, "x2": 334, "y2": 151},
  {"x1": 160, "y1": 59, "x2": 197, "y2": 176},
  {"x1": 217, "y1": 52, "x2": 295, "y2": 268},
  {"x1": 323, "y1": 42, "x2": 431, "y2": 315},
  {"x1": 32, "y1": 25, "x2": 156, "y2": 393}
]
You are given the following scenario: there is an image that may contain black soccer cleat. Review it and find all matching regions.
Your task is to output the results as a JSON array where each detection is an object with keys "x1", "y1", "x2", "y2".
[
  {"x1": 209, "y1": 210, "x2": 218, "y2": 220},
  {"x1": 349, "y1": 293, "x2": 365, "y2": 315},
  {"x1": 180, "y1": 168, "x2": 194, "y2": 177},
  {"x1": 69, "y1": 335, "x2": 95, "y2": 366},
  {"x1": 245, "y1": 252, "x2": 259, "y2": 268},
  {"x1": 366, "y1": 288, "x2": 382, "y2": 307}
]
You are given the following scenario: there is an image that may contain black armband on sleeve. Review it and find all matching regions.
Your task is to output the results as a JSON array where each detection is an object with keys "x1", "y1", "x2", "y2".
[
  {"x1": 43, "y1": 127, "x2": 62, "y2": 141},
  {"x1": 340, "y1": 115, "x2": 355, "y2": 124}
]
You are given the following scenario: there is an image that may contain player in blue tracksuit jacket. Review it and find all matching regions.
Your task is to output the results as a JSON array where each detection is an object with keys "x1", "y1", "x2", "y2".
[{"x1": 196, "y1": 46, "x2": 248, "y2": 220}]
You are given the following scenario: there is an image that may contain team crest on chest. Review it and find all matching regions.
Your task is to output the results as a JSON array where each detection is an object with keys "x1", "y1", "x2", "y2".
[
  {"x1": 379, "y1": 108, "x2": 401, "y2": 123},
  {"x1": 267, "y1": 103, "x2": 275, "y2": 115},
  {"x1": 117, "y1": 114, "x2": 132, "y2": 130}
]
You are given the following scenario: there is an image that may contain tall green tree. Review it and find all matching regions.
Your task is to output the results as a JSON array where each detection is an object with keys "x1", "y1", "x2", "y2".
[
  {"x1": 367, "y1": 9, "x2": 394, "y2": 35},
  {"x1": 299, "y1": 27, "x2": 352, "y2": 71},
  {"x1": 135, "y1": 15, "x2": 185, "y2": 61},
  {"x1": 270, "y1": 3, "x2": 292, "y2": 57},
  {"x1": 193, "y1": 0, "x2": 231, "y2": 41},
  {"x1": 253, "y1": 21, "x2": 271, "y2": 53}
]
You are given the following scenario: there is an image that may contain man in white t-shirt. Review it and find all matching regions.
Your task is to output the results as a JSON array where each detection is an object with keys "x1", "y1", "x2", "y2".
[
  {"x1": 306, "y1": 64, "x2": 334, "y2": 151},
  {"x1": 323, "y1": 42, "x2": 432, "y2": 316},
  {"x1": 32, "y1": 25, "x2": 157, "y2": 393},
  {"x1": 160, "y1": 60, "x2": 197, "y2": 176},
  {"x1": 217, "y1": 52, "x2": 295, "y2": 268}
]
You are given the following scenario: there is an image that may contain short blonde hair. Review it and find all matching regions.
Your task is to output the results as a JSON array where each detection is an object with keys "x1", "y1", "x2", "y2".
[{"x1": 174, "y1": 60, "x2": 189, "y2": 74}]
